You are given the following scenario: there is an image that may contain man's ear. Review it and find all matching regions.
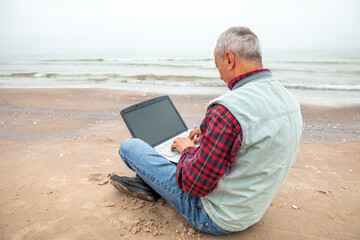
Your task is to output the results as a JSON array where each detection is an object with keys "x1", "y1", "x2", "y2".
[{"x1": 225, "y1": 51, "x2": 235, "y2": 70}]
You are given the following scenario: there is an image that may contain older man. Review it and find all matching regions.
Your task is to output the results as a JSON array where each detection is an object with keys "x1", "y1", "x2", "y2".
[{"x1": 110, "y1": 26, "x2": 302, "y2": 235}]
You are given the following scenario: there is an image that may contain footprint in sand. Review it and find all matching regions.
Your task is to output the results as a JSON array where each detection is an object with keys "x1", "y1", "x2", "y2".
[{"x1": 88, "y1": 173, "x2": 109, "y2": 185}]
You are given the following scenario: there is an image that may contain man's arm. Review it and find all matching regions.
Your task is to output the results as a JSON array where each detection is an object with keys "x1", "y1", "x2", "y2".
[{"x1": 175, "y1": 104, "x2": 242, "y2": 197}]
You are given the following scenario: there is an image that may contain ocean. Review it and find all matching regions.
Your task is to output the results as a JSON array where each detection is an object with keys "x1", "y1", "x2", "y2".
[{"x1": 0, "y1": 50, "x2": 359, "y2": 92}]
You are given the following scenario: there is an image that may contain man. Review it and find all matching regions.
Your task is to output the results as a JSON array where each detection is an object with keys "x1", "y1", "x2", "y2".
[{"x1": 110, "y1": 26, "x2": 302, "y2": 235}]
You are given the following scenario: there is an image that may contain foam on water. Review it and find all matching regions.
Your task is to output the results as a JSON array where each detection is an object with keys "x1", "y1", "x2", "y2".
[{"x1": 0, "y1": 50, "x2": 359, "y2": 91}]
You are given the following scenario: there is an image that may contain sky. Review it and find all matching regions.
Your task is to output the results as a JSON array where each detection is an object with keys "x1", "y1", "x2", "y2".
[{"x1": 0, "y1": 0, "x2": 359, "y2": 57}]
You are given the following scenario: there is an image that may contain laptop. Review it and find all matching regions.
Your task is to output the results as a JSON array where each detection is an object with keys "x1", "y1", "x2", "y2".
[{"x1": 120, "y1": 95, "x2": 193, "y2": 163}]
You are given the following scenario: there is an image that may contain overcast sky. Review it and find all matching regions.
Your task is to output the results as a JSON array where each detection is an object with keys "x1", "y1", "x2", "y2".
[{"x1": 0, "y1": 0, "x2": 359, "y2": 57}]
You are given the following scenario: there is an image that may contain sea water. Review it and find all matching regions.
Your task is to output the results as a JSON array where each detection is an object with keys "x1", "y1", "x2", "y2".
[{"x1": 0, "y1": 50, "x2": 359, "y2": 92}]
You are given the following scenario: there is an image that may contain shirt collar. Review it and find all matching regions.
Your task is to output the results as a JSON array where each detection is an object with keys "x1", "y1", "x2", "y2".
[{"x1": 228, "y1": 69, "x2": 269, "y2": 90}]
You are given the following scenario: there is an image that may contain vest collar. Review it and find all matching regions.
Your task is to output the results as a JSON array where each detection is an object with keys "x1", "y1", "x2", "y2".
[{"x1": 232, "y1": 70, "x2": 273, "y2": 90}]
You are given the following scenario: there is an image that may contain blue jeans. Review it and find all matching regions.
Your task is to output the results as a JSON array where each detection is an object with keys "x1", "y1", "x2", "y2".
[{"x1": 118, "y1": 138, "x2": 233, "y2": 235}]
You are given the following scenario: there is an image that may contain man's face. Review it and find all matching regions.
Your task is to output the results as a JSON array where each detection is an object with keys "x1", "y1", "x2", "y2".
[{"x1": 214, "y1": 50, "x2": 231, "y2": 85}]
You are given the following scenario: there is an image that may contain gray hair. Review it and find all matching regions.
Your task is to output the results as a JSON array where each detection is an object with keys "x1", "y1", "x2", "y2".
[{"x1": 215, "y1": 26, "x2": 262, "y2": 66}]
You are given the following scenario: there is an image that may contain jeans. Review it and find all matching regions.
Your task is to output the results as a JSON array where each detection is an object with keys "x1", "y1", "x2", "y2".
[{"x1": 118, "y1": 138, "x2": 233, "y2": 235}]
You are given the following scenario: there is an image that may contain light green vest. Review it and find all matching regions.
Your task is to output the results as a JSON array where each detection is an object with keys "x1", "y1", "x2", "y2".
[{"x1": 201, "y1": 71, "x2": 302, "y2": 231}]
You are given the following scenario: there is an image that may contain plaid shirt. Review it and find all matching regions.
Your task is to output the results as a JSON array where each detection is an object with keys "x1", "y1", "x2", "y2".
[{"x1": 176, "y1": 69, "x2": 269, "y2": 197}]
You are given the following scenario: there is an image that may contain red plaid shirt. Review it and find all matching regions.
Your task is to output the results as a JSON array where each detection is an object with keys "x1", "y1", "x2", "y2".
[{"x1": 176, "y1": 69, "x2": 269, "y2": 197}]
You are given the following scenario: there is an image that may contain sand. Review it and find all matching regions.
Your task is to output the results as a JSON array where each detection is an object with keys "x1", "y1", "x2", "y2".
[{"x1": 0, "y1": 88, "x2": 359, "y2": 240}]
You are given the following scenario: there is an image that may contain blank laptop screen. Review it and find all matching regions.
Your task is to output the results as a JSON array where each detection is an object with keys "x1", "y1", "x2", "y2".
[{"x1": 121, "y1": 96, "x2": 187, "y2": 147}]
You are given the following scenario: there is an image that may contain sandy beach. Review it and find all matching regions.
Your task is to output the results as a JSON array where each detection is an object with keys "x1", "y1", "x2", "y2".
[{"x1": 0, "y1": 88, "x2": 359, "y2": 240}]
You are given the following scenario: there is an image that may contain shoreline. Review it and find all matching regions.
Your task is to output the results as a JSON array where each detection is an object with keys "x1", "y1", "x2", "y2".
[
  {"x1": 1, "y1": 85, "x2": 360, "y2": 107},
  {"x1": 0, "y1": 88, "x2": 359, "y2": 239}
]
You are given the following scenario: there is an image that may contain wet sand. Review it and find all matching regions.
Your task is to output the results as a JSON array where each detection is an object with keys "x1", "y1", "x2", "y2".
[{"x1": 0, "y1": 88, "x2": 359, "y2": 239}]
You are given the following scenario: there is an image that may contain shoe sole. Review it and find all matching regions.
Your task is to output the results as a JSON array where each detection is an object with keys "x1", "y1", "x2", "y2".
[{"x1": 110, "y1": 179, "x2": 155, "y2": 202}]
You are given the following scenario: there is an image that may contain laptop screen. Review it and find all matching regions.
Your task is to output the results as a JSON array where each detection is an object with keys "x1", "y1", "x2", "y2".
[{"x1": 120, "y1": 96, "x2": 188, "y2": 147}]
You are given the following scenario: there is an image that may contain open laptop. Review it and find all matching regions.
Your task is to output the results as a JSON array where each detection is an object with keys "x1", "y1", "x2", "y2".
[{"x1": 120, "y1": 95, "x2": 193, "y2": 163}]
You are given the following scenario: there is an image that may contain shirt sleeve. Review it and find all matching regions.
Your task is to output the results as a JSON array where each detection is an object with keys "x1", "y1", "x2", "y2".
[{"x1": 175, "y1": 104, "x2": 242, "y2": 197}]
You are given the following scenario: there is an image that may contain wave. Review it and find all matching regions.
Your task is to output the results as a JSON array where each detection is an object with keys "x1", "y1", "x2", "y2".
[
  {"x1": 0, "y1": 72, "x2": 87, "y2": 78},
  {"x1": 0, "y1": 72, "x2": 217, "y2": 81},
  {"x1": 118, "y1": 78, "x2": 360, "y2": 91},
  {"x1": 130, "y1": 74, "x2": 216, "y2": 81},
  {"x1": 42, "y1": 59, "x2": 105, "y2": 62},
  {"x1": 2, "y1": 71, "x2": 359, "y2": 92},
  {"x1": 40, "y1": 57, "x2": 213, "y2": 63},
  {"x1": 57, "y1": 57, "x2": 360, "y2": 65},
  {"x1": 1, "y1": 72, "x2": 42, "y2": 78},
  {"x1": 271, "y1": 68, "x2": 360, "y2": 75},
  {"x1": 35, "y1": 58, "x2": 215, "y2": 69},
  {"x1": 267, "y1": 59, "x2": 360, "y2": 65},
  {"x1": 105, "y1": 62, "x2": 213, "y2": 69},
  {"x1": 283, "y1": 83, "x2": 360, "y2": 91},
  {"x1": 4, "y1": 68, "x2": 359, "y2": 81}
]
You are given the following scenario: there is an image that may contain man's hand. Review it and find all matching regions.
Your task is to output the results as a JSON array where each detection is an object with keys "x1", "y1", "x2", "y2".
[
  {"x1": 189, "y1": 127, "x2": 201, "y2": 144},
  {"x1": 171, "y1": 137, "x2": 195, "y2": 154}
]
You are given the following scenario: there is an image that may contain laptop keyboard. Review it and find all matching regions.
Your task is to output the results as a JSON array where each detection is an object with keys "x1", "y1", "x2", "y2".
[
  {"x1": 155, "y1": 131, "x2": 190, "y2": 157},
  {"x1": 157, "y1": 143, "x2": 178, "y2": 157}
]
